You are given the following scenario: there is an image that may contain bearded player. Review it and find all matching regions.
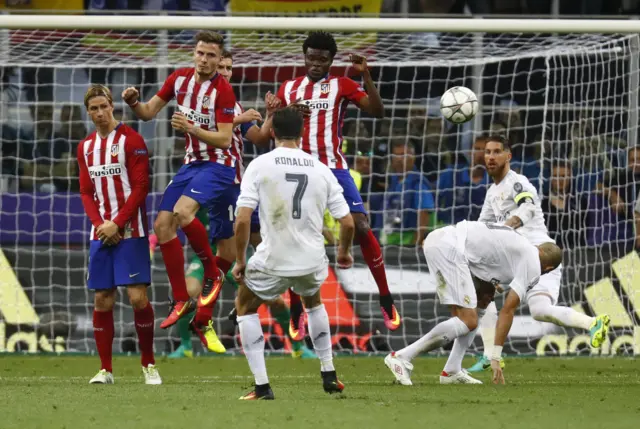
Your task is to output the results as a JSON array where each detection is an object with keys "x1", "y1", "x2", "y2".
[
  {"x1": 78, "y1": 85, "x2": 160, "y2": 385},
  {"x1": 467, "y1": 135, "x2": 610, "y2": 373},
  {"x1": 273, "y1": 31, "x2": 400, "y2": 331},
  {"x1": 122, "y1": 31, "x2": 237, "y2": 337}
]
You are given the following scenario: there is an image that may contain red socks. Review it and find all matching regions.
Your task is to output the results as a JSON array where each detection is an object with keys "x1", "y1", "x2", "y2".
[
  {"x1": 359, "y1": 229, "x2": 391, "y2": 296},
  {"x1": 134, "y1": 303, "x2": 156, "y2": 367},
  {"x1": 215, "y1": 256, "x2": 233, "y2": 277},
  {"x1": 160, "y1": 237, "x2": 189, "y2": 301},
  {"x1": 183, "y1": 217, "x2": 219, "y2": 279},
  {"x1": 93, "y1": 310, "x2": 114, "y2": 373}
]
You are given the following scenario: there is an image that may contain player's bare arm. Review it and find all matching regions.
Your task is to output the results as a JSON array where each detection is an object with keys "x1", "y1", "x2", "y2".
[
  {"x1": 336, "y1": 214, "x2": 355, "y2": 269},
  {"x1": 233, "y1": 109, "x2": 262, "y2": 127},
  {"x1": 122, "y1": 88, "x2": 167, "y2": 122},
  {"x1": 171, "y1": 112, "x2": 233, "y2": 149},
  {"x1": 492, "y1": 289, "x2": 520, "y2": 384},
  {"x1": 350, "y1": 54, "x2": 384, "y2": 118},
  {"x1": 245, "y1": 91, "x2": 281, "y2": 147},
  {"x1": 232, "y1": 206, "x2": 253, "y2": 282}
]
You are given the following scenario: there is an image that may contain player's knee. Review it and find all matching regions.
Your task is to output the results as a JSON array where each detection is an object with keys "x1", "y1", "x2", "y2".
[
  {"x1": 302, "y1": 292, "x2": 322, "y2": 309},
  {"x1": 153, "y1": 214, "x2": 176, "y2": 240},
  {"x1": 127, "y1": 286, "x2": 149, "y2": 310},
  {"x1": 94, "y1": 290, "x2": 115, "y2": 311},
  {"x1": 528, "y1": 295, "x2": 553, "y2": 322},
  {"x1": 458, "y1": 308, "x2": 478, "y2": 331}
]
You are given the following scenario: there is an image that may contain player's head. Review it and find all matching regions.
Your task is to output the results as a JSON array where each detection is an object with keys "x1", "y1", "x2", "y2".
[
  {"x1": 272, "y1": 108, "x2": 304, "y2": 147},
  {"x1": 218, "y1": 49, "x2": 233, "y2": 82},
  {"x1": 303, "y1": 31, "x2": 337, "y2": 82},
  {"x1": 472, "y1": 135, "x2": 488, "y2": 167},
  {"x1": 193, "y1": 30, "x2": 224, "y2": 77},
  {"x1": 537, "y1": 242, "x2": 562, "y2": 274},
  {"x1": 484, "y1": 135, "x2": 511, "y2": 178},
  {"x1": 84, "y1": 84, "x2": 114, "y2": 126}
]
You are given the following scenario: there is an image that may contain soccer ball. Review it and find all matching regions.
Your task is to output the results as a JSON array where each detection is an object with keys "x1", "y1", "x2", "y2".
[{"x1": 440, "y1": 86, "x2": 478, "y2": 124}]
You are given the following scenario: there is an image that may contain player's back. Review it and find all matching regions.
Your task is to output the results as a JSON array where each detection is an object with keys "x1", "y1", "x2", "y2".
[
  {"x1": 245, "y1": 147, "x2": 341, "y2": 276},
  {"x1": 458, "y1": 221, "x2": 541, "y2": 292},
  {"x1": 482, "y1": 170, "x2": 553, "y2": 246}
]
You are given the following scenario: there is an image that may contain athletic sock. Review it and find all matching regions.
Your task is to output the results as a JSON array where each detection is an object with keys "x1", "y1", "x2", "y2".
[
  {"x1": 160, "y1": 237, "x2": 189, "y2": 301},
  {"x1": 93, "y1": 309, "x2": 114, "y2": 373},
  {"x1": 134, "y1": 302, "x2": 156, "y2": 367},
  {"x1": 306, "y1": 305, "x2": 334, "y2": 372},
  {"x1": 182, "y1": 217, "x2": 219, "y2": 280},
  {"x1": 396, "y1": 317, "x2": 469, "y2": 362},
  {"x1": 359, "y1": 229, "x2": 391, "y2": 296},
  {"x1": 238, "y1": 314, "x2": 269, "y2": 386}
]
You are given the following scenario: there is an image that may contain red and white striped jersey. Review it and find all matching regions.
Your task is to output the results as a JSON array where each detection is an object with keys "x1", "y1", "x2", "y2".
[
  {"x1": 157, "y1": 67, "x2": 236, "y2": 166},
  {"x1": 77, "y1": 123, "x2": 150, "y2": 240},
  {"x1": 276, "y1": 75, "x2": 367, "y2": 170}
]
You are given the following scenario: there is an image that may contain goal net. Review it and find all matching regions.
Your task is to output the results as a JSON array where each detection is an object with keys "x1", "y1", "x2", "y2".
[{"x1": 1, "y1": 16, "x2": 639, "y2": 356}]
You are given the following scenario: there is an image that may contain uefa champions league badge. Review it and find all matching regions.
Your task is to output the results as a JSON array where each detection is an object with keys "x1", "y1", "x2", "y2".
[{"x1": 513, "y1": 182, "x2": 523, "y2": 193}]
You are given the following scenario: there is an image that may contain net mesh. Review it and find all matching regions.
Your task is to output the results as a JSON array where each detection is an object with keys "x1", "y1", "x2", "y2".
[{"x1": 1, "y1": 26, "x2": 639, "y2": 356}]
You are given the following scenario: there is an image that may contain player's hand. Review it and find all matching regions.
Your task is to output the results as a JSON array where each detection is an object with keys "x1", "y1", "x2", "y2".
[
  {"x1": 232, "y1": 261, "x2": 246, "y2": 283},
  {"x1": 171, "y1": 112, "x2": 193, "y2": 134},
  {"x1": 103, "y1": 233, "x2": 122, "y2": 247},
  {"x1": 237, "y1": 109, "x2": 263, "y2": 124},
  {"x1": 264, "y1": 91, "x2": 281, "y2": 115},
  {"x1": 350, "y1": 54, "x2": 369, "y2": 74},
  {"x1": 491, "y1": 359, "x2": 505, "y2": 385},
  {"x1": 97, "y1": 220, "x2": 120, "y2": 244},
  {"x1": 122, "y1": 87, "x2": 140, "y2": 106},
  {"x1": 336, "y1": 251, "x2": 354, "y2": 269},
  {"x1": 289, "y1": 99, "x2": 311, "y2": 117}
]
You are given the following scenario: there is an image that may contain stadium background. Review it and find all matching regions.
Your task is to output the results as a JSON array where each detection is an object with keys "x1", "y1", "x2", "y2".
[{"x1": 1, "y1": 0, "x2": 640, "y2": 357}]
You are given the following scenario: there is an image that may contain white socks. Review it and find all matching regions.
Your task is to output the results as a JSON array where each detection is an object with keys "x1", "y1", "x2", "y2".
[
  {"x1": 528, "y1": 295, "x2": 594, "y2": 330},
  {"x1": 306, "y1": 304, "x2": 335, "y2": 372},
  {"x1": 238, "y1": 313, "x2": 269, "y2": 386},
  {"x1": 397, "y1": 317, "x2": 470, "y2": 362},
  {"x1": 443, "y1": 328, "x2": 478, "y2": 374},
  {"x1": 480, "y1": 301, "x2": 498, "y2": 359}
]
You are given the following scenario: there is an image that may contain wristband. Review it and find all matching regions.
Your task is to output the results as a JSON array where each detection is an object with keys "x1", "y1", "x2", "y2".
[
  {"x1": 492, "y1": 345, "x2": 503, "y2": 361},
  {"x1": 129, "y1": 100, "x2": 139, "y2": 108}
]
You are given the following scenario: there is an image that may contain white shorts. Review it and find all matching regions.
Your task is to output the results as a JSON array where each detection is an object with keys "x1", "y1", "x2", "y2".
[
  {"x1": 423, "y1": 227, "x2": 477, "y2": 309},
  {"x1": 525, "y1": 264, "x2": 562, "y2": 305},
  {"x1": 244, "y1": 260, "x2": 329, "y2": 302}
]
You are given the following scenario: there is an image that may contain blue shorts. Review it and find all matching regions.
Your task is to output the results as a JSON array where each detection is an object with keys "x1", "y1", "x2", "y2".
[
  {"x1": 332, "y1": 169, "x2": 366, "y2": 214},
  {"x1": 158, "y1": 161, "x2": 236, "y2": 213},
  {"x1": 87, "y1": 237, "x2": 151, "y2": 290},
  {"x1": 210, "y1": 184, "x2": 262, "y2": 240}
]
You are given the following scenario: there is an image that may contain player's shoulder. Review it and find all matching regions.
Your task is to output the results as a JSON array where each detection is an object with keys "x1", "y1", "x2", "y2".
[
  {"x1": 119, "y1": 124, "x2": 146, "y2": 148},
  {"x1": 506, "y1": 170, "x2": 536, "y2": 193},
  {"x1": 78, "y1": 131, "x2": 97, "y2": 154},
  {"x1": 213, "y1": 73, "x2": 233, "y2": 91},
  {"x1": 171, "y1": 67, "x2": 195, "y2": 78}
]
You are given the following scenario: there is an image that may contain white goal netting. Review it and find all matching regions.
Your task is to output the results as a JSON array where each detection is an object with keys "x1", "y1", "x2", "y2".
[{"x1": 1, "y1": 21, "x2": 639, "y2": 356}]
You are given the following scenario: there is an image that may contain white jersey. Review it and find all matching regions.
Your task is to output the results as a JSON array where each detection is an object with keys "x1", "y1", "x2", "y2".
[
  {"x1": 478, "y1": 170, "x2": 554, "y2": 246},
  {"x1": 237, "y1": 146, "x2": 350, "y2": 276},
  {"x1": 459, "y1": 221, "x2": 542, "y2": 300}
]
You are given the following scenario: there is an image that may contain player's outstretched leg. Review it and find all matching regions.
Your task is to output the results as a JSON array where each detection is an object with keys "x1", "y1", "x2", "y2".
[
  {"x1": 385, "y1": 308, "x2": 476, "y2": 386},
  {"x1": 352, "y1": 213, "x2": 401, "y2": 331},
  {"x1": 90, "y1": 290, "x2": 116, "y2": 384},
  {"x1": 236, "y1": 282, "x2": 274, "y2": 401},
  {"x1": 304, "y1": 301, "x2": 344, "y2": 394},
  {"x1": 128, "y1": 285, "x2": 162, "y2": 385},
  {"x1": 527, "y1": 295, "x2": 610, "y2": 348},
  {"x1": 440, "y1": 309, "x2": 484, "y2": 384}
]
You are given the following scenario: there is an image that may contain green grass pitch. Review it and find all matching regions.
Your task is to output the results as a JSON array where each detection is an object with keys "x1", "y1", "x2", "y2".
[{"x1": 1, "y1": 355, "x2": 639, "y2": 429}]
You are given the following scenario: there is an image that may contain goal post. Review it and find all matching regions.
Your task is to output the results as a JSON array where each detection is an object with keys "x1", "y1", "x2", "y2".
[{"x1": 0, "y1": 15, "x2": 639, "y2": 357}]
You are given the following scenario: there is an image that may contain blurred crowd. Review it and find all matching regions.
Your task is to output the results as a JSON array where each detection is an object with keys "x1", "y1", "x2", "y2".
[{"x1": 2, "y1": 1, "x2": 640, "y2": 252}]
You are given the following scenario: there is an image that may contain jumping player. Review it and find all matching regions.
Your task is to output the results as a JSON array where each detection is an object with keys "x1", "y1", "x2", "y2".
[
  {"x1": 273, "y1": 31, "x2": 400, "y2": 331},
  {"x1": 122, "y1": 31, "x2": 237, "y2": 335},
  {"x1": 78, "y1": 85, "x2": 160, "y2": 385}
]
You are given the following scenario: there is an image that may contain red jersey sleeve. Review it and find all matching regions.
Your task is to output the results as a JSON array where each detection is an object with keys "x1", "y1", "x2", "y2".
[
  {"x1": 214, "y1": 81, "x2": 236, "y2": 124},
  {"x1": 276, "y1": 83, "x2": 288, "y2": 106},
  {"x1": 341, "y1": 77, "x2": 367, "y2": 105},
  {"x1": 112, "y1": 133, "x2": 150, "y2": 229},
  {"x1": 77, "y1": 141, "x2": 103, "y2": 229},
  {"x1": 156, "y1": 70, "x2": 178, "y2": 102}
]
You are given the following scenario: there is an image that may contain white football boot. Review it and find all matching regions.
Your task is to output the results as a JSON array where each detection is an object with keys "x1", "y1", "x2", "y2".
[
  {"x1": 440, "y1": 370, "x2": 482, "y2": 384},
  {"x1": 384, "y1": 352, "x2": 414, "y2": 386},
  {"x1": 89, "y1": 369, "x2": 114, "y2": 384},
  {"x1": 143, "y1": 364, "x2": 162, "y2": 385}
]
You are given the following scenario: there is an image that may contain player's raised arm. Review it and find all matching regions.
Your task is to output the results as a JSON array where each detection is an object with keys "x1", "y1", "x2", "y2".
[
  {"x1": 77, "y1": 141, "x2": 103, "y2": 229},
  {"x1": 111, "y1": 134, "x2": 150, "y2": 229},
  {"x1": 349, "y1": 54, "x2": 384, "y2": 118},
  {"x1": 504, "y1": 179, "x2": 538, "y2": 229},
  {"x1": 122, "y1": 87, "x2": 168, "y2": 122},
  {"x1": 243, "y1": 92, "x2": 281, "y2": 147}
]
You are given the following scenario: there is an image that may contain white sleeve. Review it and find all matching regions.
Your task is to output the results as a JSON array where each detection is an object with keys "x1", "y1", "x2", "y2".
[
  {"x1": 478, "y1": 195, "x2": 496, "y2": 223},
  {"x1": 325, "y1": 167, "x2": 350, "y2": 219},
  {"x1": 509, "y1": 178, "x2": 538, "y2": 225},
  {"x1": 236, "y1": 161, "x2": 260, "y2": 211},
  {"x1": 509, "y1": 244, "x2": 542, "y2": 300}
]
